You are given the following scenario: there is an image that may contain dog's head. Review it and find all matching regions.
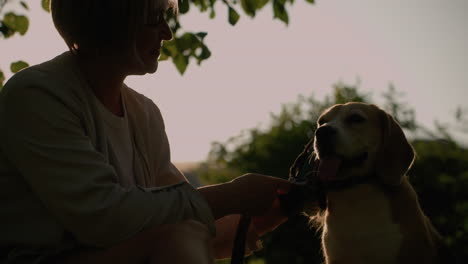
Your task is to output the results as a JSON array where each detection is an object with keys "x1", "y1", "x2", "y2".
[{"x1": 313, "y1": 102, "x2": 415, "y2": 186}]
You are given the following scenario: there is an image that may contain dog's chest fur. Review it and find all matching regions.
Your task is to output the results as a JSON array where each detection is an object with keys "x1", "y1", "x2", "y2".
[{"x1": 322, "y1": 184, "x2": 402, "y2": 264}]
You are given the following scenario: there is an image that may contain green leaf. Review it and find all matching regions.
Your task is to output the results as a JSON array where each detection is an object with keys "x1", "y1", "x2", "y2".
[
  {"x1": 209, "y1": 8, "x2": 216, "y2": 19},
  {"x1": 0, "y1": 22, "x2": 15, "y2": 38},
  {"x1": 241, "y1": 0, "x2": 257, "y2": 17},
  {"x1": 162, "y1": 40, "x2": 178, "y2": 57},
  {"x1": 193, "y1": 0, "x2": 208, "y2": 12},
  {"x1": 228, "y1": 6, "x2": 240, "y2": 26},
  {"x1": 305, "y1": 0, "x2": 315, "y2": 3},
  {"x1": 20, "y1": 1, "x2": 29, "y2": 10},
  {"x1": 195, "y1": 32, "x2": 208, "y2": 41},
  {"x1": 173, "y1": 54, "x2": 189, "y2": 74},
  {"x1": 257, "y1": 0, "x2": 270, "y2": 9},
  {"x1": 178, "y1": 0, "x2": 190, "y2": 14},
  {"x1": 3, "y1": 12, "x2": 29, "y2": 35},
  {"x1": 273, "y1": 0, "x2": 289, "y2": 25},
  {"x1": 42, "y1": 0, "x2": 51, "y2": 12},
  {"x1": 176, "y1": 33, "x2": 200, "y2": 52},
  {"x1": 241, "y1": 0, "x2": 269, "y2": 16},
  {"x1": 197, "y1": 46, "x2": 211, "y2": 64},
  {"x1": 158, "y1": 52, "x2": 169, "y2": 61},
  {"x1": 159, "y1": 44, "x2": 170, "y2": 61},
  {"x1": 166, "y1": 14, "x2": 181, "y2": 34},
  {"x1": 10, "y1": 60, "x2": 29, "y2": 73},
  {"x1": 0, "y1": 70, "x2": 5, "y2": 90}
]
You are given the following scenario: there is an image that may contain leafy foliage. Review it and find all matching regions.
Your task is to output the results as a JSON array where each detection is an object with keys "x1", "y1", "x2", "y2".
[
  {"x1": 228, "y1": 6, "x2": 240, "y2": 26},
  {"x1": 160, "y1": 30, "x2": 211, "y2": 74},
  {"x1": 411, "y1": 139, "x2": 468, "y2": 260},
  {"x1": 0, "y1": 70, "x2": 4, "y2": 90},
  {"x1": 382, "y1": 84, "x2": 417, "y2": 131},
  {"x1": 241, "y1": 0, "x2": 269, "y2": 18},
  {"x1": 201, "y1": 84, "x2": 467, "y2": 263},
  {"x1": 19, "y1": 1, "x2": 27, "y2": 10},
  {"x1": 10, "y1": 60, "x2": 28, "y2": 73},
  {"x1": 41, "y1": 0, "x2": 50, "y2": 12},
  {"x1": 1, "y1": 11, "x2": 28, "y2": 37},
  {"x1": 1, "y1": 0, "x2": 33, "y2": 87},
  {"x1": 273, "y1": 0, "x2": 289, "y2": 25},
  {"x1": 160, "y1": 0, "x2": 315, "y2": 74},
  {"x1": 0, "y1": 0, "x2": 315, "y2": 84}
]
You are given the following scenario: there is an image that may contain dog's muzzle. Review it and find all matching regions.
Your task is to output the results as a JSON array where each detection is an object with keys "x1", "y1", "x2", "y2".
[{"x1": 279, "y1": 138, "x2": 372, "y2": 216}]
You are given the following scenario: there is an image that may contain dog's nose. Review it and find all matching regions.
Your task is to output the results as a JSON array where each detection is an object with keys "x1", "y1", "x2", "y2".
[
  {"x1": 315, "y1": 125, "x2": 337, "y2": 155},
  {"x1": 315, "y1": 125, "x2": 337, "y2": 142}
]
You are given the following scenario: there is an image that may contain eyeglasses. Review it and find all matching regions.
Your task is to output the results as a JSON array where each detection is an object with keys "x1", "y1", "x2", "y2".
[{"x1": 144, "y1": 9, "x2": 166, "y2": 27}]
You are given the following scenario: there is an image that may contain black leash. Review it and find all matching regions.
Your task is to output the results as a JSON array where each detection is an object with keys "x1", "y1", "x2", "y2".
[
  {"x1": 230, "y1": 215, "x2": 251, "y2": 264},
  {"x1": 229, "y1": 139, "x2": 318, "y2": 264}
]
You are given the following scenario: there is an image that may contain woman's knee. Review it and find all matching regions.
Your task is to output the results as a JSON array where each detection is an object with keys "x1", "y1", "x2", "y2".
[
  {"x1": 149, "y1": 220, "x2": 214, "y2": 264},
  {"x1": 150, "y1": 219, "x2": 210, "y2": 237},
  {"x1": 53, "y1": 220, "x2": 214, "y2": 264}
]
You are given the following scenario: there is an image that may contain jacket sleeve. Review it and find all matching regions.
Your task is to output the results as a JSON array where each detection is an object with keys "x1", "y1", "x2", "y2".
[{"x1": 0, "y1": 76, "x2": 215, "y2": 247}]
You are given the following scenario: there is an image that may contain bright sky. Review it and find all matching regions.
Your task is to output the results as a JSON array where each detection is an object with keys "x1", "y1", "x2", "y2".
[{"x1": 1, "y1": 0, "x2": 467, "y2": 162}]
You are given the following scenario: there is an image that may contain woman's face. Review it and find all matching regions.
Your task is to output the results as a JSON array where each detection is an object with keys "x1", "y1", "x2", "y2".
[{"x1": 133, "y1": 9, "x2": 172, "y2": 75}]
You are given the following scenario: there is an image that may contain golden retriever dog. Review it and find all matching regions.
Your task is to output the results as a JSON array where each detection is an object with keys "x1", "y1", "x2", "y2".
[{"x1": 309, "y1": 102, "x2": 443, "y2": 264}]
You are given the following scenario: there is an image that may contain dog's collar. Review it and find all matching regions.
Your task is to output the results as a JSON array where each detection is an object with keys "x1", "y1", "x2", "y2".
[{"x1": 317, "y1": 173, "x2": 377, "y2": 210}]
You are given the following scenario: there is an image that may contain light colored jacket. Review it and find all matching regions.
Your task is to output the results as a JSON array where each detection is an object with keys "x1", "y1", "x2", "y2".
[{"x1": 0, "y1": 52, "x2": 215, "y2": 254}]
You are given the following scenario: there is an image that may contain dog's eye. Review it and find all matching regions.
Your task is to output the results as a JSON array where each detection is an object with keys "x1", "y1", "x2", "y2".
[{"x1": 346, "y1": 114, "x2": 366, "y2": 124}]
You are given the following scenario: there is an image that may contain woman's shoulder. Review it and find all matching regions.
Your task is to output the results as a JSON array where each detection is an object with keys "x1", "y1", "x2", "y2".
[
  {"x1": 0, "y1": 53, "x2": 89, "y2": 116},
  {"x1": 3, "y1": 52, "x2": 81, "y2": 92}
]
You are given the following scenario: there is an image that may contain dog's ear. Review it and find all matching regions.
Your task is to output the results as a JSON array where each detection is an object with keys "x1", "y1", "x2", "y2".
[
  {"x1": 289, "y1": 138, "x2": 315, "y2": 181},
  {"x1": 375, "y1": 107, "x2": 415, "y2": 186}
]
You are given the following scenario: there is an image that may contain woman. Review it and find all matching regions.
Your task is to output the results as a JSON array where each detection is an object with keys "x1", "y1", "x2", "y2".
[{"x1": 0, "y1": 0, "x2": 291, "y2": 263}]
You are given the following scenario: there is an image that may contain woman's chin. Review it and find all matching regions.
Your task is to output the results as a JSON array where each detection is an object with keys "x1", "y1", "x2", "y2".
[
  {"x1": 131, "y1": 61, "x2": 158, "y2": 76},
  {"x1": 146, "y1": 62, "x2": 158, "y2": 74}
]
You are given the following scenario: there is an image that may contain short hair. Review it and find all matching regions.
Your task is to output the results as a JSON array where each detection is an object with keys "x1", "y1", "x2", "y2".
[{"x1": 50, "y1": 0, "x2": 178, "y2": 55}]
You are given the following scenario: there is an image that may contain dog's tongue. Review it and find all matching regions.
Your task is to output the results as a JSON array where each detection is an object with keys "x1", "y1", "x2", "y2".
[{"x1": 318, "y1": 157, "x2": 342, "y2": 181}]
